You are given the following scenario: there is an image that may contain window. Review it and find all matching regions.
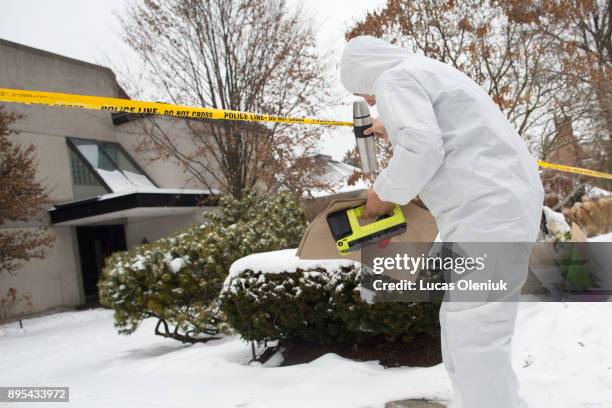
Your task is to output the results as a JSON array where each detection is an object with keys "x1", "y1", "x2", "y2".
[
  {"x1": 98, "y1": 142, "x2": 155, "y2": 188},
  {"x1": 67, "y1": 138, "x2": 157, "y2": 200},
  {"x1": 69, "y1": 148, "x2": 109, "y2": 200}
]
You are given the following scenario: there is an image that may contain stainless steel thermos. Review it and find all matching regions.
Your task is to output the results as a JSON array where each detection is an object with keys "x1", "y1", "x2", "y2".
[{"x1": 353, "y1": 100, "x2": 378, "y2": 174}]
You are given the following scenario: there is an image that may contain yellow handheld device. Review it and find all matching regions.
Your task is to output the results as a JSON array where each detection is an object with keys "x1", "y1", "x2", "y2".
[{"x1": 326, "y1": 204, "x2": 407, "y2": 255}]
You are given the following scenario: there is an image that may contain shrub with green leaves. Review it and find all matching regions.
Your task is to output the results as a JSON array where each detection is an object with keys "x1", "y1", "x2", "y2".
[
  {"x1": 99, "y1": 191, "x2": 307, "y2": 343},
  {"x1": 330, "y1": 270, "x2": 441, "y2": 344},
  {"x1": 99, "y1": 225, "x2": 227, "y2": 342},
  {"x1": 205, "y1": 191, "x2": 307, "y2": 257},
  {"x1": 221, "y1": 262, "x2": 354, "y2": 344},
  {"x1": 221, "y1": 251, "x2": 441, "y2": 346}
]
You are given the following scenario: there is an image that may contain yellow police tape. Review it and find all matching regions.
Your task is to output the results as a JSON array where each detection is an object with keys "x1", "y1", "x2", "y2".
[
  {"x1": 0, "y1": 87, "x2": 610, "y2": 180},
  {"x1": 0, "y1": 88, "x2": 352, "y2": 127},
  {"x1": 537, "y1": 161, "x2": 611, "y2": 180}
]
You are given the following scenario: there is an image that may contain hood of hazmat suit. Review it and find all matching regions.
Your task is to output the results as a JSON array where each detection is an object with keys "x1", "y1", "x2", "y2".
[{"x1": 340, "y1": 36, "x2": 544, "y2": 242}]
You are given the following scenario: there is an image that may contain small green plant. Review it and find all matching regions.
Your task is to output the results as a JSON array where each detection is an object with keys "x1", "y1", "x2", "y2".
[
  {"x1": 99, "y1": 225, "x2": 227, "y2": 342},
  {"x1": 554, "y1": 242, "x2": 597, "y2": 297}
]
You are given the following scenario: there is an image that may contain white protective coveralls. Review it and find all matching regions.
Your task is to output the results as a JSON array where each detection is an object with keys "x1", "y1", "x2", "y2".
[{"x1": 340, "y1": 36, "x2": 544, "y2": 408}]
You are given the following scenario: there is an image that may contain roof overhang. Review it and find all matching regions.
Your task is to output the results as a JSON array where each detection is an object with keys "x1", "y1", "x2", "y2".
[{"x1": 49, "y1": 191, "x2": 217, "y2": 226}]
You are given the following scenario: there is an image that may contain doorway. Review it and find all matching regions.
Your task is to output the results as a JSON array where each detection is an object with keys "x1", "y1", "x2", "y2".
[{"x1": 76, "y1": 225, "x2": 127, "y2": 303}]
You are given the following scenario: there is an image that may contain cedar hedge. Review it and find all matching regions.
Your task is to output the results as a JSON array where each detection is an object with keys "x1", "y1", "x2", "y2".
[{"x1": 221, "y1": 260, "x2": 440, "y2": 346}]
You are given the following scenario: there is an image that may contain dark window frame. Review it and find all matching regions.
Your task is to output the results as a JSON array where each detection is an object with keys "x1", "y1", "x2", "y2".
[
  {"x1": 67, "y1": 147, "x2": 111, "y2": 201},
  {"x1": 66, "y1": 138, "x2": 113, "y2": 194},
  {"x1": 66, "y1": 137, "x2": 158, "y2": 193}
]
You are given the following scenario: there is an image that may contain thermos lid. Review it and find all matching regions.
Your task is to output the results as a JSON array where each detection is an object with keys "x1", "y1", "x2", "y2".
[{"x1": 353, "y1": 100, "x2": 371, "y2": 119}]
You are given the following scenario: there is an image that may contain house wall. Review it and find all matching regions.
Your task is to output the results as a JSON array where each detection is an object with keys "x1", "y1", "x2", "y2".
[
  {"x1": 124, "y1": 212, "x2": 207, "y2": 248},
  {"x1": 115, "y1": 118, "x2": 222, "y2": 191},
  {"x1": 0, "y1": 39, "x2": 218, "y2": 319},
  {"x1": 10, "y1": 131, "x2": 74, "y2": 205},
  {"x1": 0, "y1": 40, "x2": 124, "y2": 145},
  {"x1": 0, "y1": 39, "x2": 220, "y2": 193},
  {"x1": 0, "y1": 227, "x2": 83, "y2": 316}
]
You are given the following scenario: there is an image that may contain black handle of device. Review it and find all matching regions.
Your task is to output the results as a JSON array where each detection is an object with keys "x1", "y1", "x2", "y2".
[{"x1": 354, "y1": 124, "x2": 373, "y2": 139}]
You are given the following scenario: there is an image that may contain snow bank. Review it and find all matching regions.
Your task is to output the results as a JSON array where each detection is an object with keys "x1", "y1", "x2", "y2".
[{"x1": 2, "y1": 303, "x2": 612, "y2": 407}]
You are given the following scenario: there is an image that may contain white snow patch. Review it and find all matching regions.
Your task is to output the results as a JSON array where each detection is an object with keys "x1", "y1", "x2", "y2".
[
  {"x1": 223, "y1": 249, "x2": 357, "y2": 293},
  {"x1": 168, "y1": 257, "x2": 187, "y2": 273},
  {"x1": 1, "y1": 303, "x2": 611, "y2": 407},
  {"x1": 226, "y1": 248, "x2": 355, "y2": 281},
  {"x1": 304, "y1": 155, "x2": 370, "y2": 198},
  {"x1": 542, "y1": 206, "x2": 571, "y2": 235},
  {"x1": 589, "y1": 232, "x2": 612, "y2": 242},
  {"x1": 97, "y1": 187, "x2": 219, "y2": 200},
  {"x1": 130, "y1": 259, "x2": 146, "y2": 271},
  {"x1": 585, "y1": 185, "x2": 611, "y2": 198},
  {"x1": 51, "y1": 188, "x2": 220, "y2": 209},
  {"x1": 96, "y1": 168, "x2": 136, "y2": 191},
  {"x1": 308, "y1": 181, "x2": 369, "y2": 198},
  {"x1": 122, "y1": 170, "x2": 157, "y2": 189},
  {"x1": 262, "y1": 349, "x2": 285, "y2": 367}
]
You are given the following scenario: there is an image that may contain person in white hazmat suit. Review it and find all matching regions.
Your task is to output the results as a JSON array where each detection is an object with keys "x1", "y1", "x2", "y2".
[{"x1": 340, "y1": 36, "x2": 544, "y2": 408}]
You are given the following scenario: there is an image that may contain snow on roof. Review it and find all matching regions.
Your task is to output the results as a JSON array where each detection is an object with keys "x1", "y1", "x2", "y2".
[
  {"x1": 50, "y1": 187, "x2": 219, "y2": 210},
  {"x1": 99, "y1": 187, "x2": 220, "y2": 200},
  {"x1": 307, "y1": 154, "x2": 370, "y2": 198},
  {"x1": 585, "y1": 185, "x2": 611, "y2": 199},
  {"x1": 308, "y1": 182, "x2": 369, "y2": 198}
]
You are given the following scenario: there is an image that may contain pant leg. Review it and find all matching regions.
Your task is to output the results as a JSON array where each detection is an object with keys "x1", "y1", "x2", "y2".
[
  {"x1": 440, "y1": 243, "x2": 530, "y2": 408},
  {"x1": 439, "y1": 302, "x2": 462, "y2": 408},
  {"x1": 441, "y1": 298, "x2": 524, "y2": 408}
]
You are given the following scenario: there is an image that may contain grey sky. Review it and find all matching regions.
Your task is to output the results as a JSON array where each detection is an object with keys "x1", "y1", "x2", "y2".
[{"x1": 0, "y1": 0, "x2": 385, "y2": 160}]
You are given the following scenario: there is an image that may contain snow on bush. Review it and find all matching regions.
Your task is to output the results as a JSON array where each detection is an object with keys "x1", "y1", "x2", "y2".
[
  {"x1": 223, "y1": 249, "x2": 356, "y2": 291},
  {"x1": 221, "y1": 249, "x2": 440, "y2": 345},
  {"x1": 542, "y1": 206, "x2": 571, "y2": 241},
  {"x1": 99, "y1": 225, "x2": 227, "y2": 343},
  {"x1": 99, "y1": 191, "x2": 307, "y2": 343}
]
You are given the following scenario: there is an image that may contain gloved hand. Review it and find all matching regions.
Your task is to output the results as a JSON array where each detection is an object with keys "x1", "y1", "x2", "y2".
[
  {"x1": 362, "y1": 189, "x2": 395, "y2": 219},
  {"x1": 363, "y1": 118, "x2": 388, "y2": 142}
]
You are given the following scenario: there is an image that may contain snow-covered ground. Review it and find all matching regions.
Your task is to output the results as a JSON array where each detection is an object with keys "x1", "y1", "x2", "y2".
[
  {"x1": 590, "y1": 232, "x2": 612, "y2": 242},
  {"x1": 1, "y1": 302, "x2": 611, "y2": 408},
  {"x1": 2, "y1": 232, "x2": 610, "y2": 407}
]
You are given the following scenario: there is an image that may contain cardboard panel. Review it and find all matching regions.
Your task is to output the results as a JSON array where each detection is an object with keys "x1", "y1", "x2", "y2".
[{"x1": 297, "y1": 198, "x2": 438, "y2": 261}]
